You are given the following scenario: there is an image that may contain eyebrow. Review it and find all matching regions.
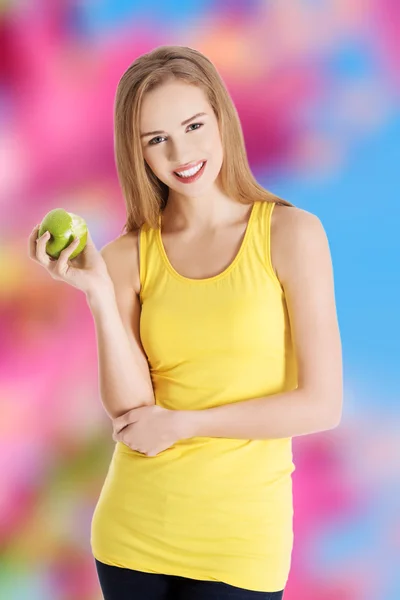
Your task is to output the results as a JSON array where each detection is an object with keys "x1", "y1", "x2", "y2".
[{"x1": 140, "y1": 112, "x2": 208, "y2": 138}]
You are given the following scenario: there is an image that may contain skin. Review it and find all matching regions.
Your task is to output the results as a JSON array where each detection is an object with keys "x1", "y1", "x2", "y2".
[
  {"x1": 29, "y1": 79, "x2": 341, "y2": 457},
  {"x1": 139, "y1": 79, "x2": 257, "y2": 280},
  {"x1": 140, "y1": 79, "x2": 228, "y2": 226},
  {"x1": 110, "y1": 80, "x2": 343, "y2": 455}
]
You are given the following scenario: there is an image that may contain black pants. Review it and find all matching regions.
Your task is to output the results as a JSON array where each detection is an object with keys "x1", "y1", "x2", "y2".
[{"x1": 95, "y1": 559, "x2": 284, "y2": 600}]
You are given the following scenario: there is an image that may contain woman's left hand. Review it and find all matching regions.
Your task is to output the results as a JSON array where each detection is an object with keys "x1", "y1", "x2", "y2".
[{"x1": 112, "y1": 405, "x2": 188, "y2": 457}]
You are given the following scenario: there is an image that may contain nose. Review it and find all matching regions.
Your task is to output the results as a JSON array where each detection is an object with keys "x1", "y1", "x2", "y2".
[{"x1": 167, "y1": 137, "x2": 193, "y2": 166}]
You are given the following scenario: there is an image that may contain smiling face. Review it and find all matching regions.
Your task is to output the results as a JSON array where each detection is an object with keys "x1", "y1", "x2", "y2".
[{"x1": 139, "y1": 79, "x2": 224, "y2": 199}]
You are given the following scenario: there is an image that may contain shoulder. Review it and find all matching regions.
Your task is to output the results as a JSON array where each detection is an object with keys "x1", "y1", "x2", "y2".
[
  {"x1": 270, "y1": 203, "x2": 342, "y2": 425},
  {"x1": 271, "y1": 203, "x2": 322, "y2": 236},
  {"x1": 270, "y1": 204, "x2": 330, "y2": 285},
  {"x1": 100, "y1": 229, "x2": 141, "y2": 295}
]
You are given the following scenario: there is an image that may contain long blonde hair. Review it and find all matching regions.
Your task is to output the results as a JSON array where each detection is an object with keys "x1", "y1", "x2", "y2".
[{"x1": 114, "y1": 45, "x2": 294, "y2": 234}]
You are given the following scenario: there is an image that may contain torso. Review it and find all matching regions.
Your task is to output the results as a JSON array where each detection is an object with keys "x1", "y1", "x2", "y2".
[{"x1": 122, "y1": 202, "x2": 296, "y2": 296}]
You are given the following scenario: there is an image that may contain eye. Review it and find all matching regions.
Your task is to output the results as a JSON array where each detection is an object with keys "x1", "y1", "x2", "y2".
[
  {"x1": 187, "y1": 122, "x2": 203, "y2": 132},
  {"x1": 148, "y1": 135, "x2": 166, "y2": 146},
  {"x1": 148, "y1": 122, "x2": 204, "y2": 146}
]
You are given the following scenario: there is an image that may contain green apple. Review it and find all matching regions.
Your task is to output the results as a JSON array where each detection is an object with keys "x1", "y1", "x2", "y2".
[{"x1": 38, "y1": 208, "x2": 88, "y2": 260}]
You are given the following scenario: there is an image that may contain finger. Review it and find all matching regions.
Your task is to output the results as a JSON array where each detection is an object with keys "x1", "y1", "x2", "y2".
[
  {"x1": 35, "y1": 230, "x2": 53, "y2": 267},
  {"x1": 113, "y1": 409, "x2": 136, "y2": 434},
  {"x1": 116, "y1": 423, "x2": 131, "y2": 436},
  {"x1": 28, "y1": 224, "x2": 42, "y2": 260},
  {"x1": 112, "y1": 418, "x2": 123, "y2": 435},
  {"x1": 53, "y1": 237, "x2": 80, "y2": 273}
]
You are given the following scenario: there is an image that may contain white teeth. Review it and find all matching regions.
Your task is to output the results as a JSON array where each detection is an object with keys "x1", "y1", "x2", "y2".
[{"x1": 175, "y1": 162, "x2": 204, "y2": 178}]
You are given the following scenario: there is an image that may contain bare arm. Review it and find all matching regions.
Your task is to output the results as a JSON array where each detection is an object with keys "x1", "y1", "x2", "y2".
[
  {"x1": 87, "y1": 231, "x2": 155, "y2": 420},
  {"x1": 180, "y1": 207, "x2": 343, "y2": 440}
]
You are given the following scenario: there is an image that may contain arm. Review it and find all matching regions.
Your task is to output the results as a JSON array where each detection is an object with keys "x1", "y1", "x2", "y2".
[
  {"x1": 87, "y1": 232, "x2": 155, "y2": 420},
  {"x1": 182, "y1": 388, "x2": 335, "y2": 441},
  {"x1": 181, "y1": 207, "x2": 343, "y2": 440}
]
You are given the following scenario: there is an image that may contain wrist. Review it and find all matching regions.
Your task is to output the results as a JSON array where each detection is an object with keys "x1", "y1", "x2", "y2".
[
  {"x1": 86, "y1": 282, "x2": 115, "y2": 306},
  {"x1": 174, "y1": 410, "x2": 202, "y2": 440}
]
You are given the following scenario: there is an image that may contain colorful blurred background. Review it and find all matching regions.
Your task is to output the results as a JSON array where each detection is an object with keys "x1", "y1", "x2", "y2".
[{"x1": 1, "y1": 1, "x2": 399, "y2": 599}]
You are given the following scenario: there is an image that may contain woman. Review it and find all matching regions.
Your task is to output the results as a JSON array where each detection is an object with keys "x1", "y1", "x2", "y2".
[{"x1": 29, "y1": 45, "x2": 343, "y2": 599}]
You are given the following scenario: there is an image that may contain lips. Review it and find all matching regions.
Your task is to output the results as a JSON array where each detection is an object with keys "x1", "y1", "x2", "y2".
[
  {"x1": 172, "y1": 160, "x2": 207, "y2": 184},
  {"x1": 172, "y1": 159, "x2": 205, "y2": 175}
]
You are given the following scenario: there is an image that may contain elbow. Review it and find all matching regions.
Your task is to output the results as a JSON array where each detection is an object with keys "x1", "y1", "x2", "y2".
[
  {"x1": 330, "y1": 409, "x2": 343, "y2": 429},
  {"x1": 330, "y1": 391, "x2": 343, "y2": 428},
  {"x1": 325, "y1": 400, "x2": 343, "y2": 430},
  {"x1": 324, "y1": 413, "x2": 341, "y2": 431},
  {"x1": 307, "y1": 387, "x2": 343, "y2": 430}
]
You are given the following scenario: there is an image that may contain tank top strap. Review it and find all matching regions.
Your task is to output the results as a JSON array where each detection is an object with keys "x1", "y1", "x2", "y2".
[
  {"x1": 139, "y1": 201, "x2": 282, "y2": 295},
  {"x1": 251, "y1": 201, "x2": 282, "y2": 292},
  {"x1": 138, "y1": 220, "x2": 154, "y2": 303}
]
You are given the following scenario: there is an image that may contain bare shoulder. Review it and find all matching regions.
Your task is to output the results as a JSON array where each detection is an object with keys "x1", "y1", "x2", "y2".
[
  {"x1": 271, "y1": 204, "x2": 329, "y2": 284},
  {"x1": 100, "y1": 229, "x2": 141, "y2": 295},
  {"x1": 270, "y1": 204, "x2": 342, "y2": 425}
]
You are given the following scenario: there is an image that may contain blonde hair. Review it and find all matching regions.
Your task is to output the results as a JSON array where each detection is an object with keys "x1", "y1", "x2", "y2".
[{"x1": 114, "y1": 45, "x2": 294, "y2": 234}]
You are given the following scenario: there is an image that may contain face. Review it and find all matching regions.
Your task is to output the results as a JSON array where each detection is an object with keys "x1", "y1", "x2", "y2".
[{"x1": 139, "y1": 80, "x2": 224, "y2": 199}]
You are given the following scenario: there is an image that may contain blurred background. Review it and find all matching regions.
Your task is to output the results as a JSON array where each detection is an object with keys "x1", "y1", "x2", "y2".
[{"x1": 1, "y1": 1, "x2": 399, "y2": 599}]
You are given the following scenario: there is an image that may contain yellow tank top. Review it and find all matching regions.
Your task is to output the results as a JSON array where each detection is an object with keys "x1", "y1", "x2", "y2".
[{"x1": 91, "y1": 200, "x2": 298, "y2": 593}]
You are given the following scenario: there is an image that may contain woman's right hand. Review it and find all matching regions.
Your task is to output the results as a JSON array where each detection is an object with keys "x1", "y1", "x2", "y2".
[{"x1": 28, "y1": 224, "x2": 113, "y2": 296}]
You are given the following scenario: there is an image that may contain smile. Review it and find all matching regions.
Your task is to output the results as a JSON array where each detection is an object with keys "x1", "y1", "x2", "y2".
[{"x1": 173, "y1": 161, "x2": 206, "y2": 183}]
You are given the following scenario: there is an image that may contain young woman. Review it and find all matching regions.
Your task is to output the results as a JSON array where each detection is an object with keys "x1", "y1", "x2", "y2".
[{"x1": 29, "y1": 46, "x2": 343, "y2": 600}]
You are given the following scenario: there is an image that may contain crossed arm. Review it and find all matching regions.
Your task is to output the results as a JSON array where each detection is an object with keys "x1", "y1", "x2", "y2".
[{"x1": 114, "y1": 208, "x2": 343, "y2": 442}]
